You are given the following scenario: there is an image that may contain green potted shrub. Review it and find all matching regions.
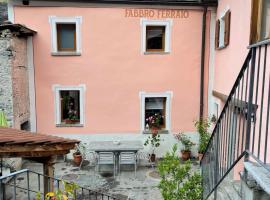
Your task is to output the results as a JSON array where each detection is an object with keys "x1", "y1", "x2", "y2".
[
  {"x1": 157, "y1": 144, "x2": 202, "y2": 200},
  {"x1": 145, "y1": 112, "x2": 163, "y2": 134},
  {"x1": 144, "y1": 132, "x2": 161, "y2": 162},
  {"x1": 174, "y1": 133, "x2": 194, "y2": 161},
  {"x1": 62, "y1": 95, "x2": 79, "y2": 124},
  {"x1": 195, "y1": 119, "x2": 211, "y2": 160}
]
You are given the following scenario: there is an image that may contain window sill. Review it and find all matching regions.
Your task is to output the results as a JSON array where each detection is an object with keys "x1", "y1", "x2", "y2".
[
  {"x1": 143, "y1": 129, "x2": 169, "y2": 134},
  {"x1": 56, "y1": 123, "x2": 84, "y2": 127},
  {"x1": 51, "y1": 52, "x2": 81, "y2": 56},
  {"x1": 216, "y1": 45, "x2": 227, "y2": 50},
  {"x1": 248, "y1": 38, "x2": 270, "y2": 49},
  {"x1": 144, "y1": 51, "x2": 170, "y2": 55}
]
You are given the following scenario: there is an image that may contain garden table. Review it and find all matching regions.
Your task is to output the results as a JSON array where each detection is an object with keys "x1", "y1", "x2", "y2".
[
  {"x1": 88, "y1": 140, "x2": 144, "y2": 153},
  {"x1": 88, "y1": 140, "x2": 144, "y2": 175}
]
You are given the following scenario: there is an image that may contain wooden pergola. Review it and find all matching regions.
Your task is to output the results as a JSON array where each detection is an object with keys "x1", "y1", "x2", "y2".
[{"x1": 0, "y1": 127, "x2": 79, "y2": 194}]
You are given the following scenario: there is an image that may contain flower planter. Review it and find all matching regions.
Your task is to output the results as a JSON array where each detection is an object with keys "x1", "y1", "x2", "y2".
[
  {"x1": 73, "y1": 153, "x2": 82, "y2": 166},
  {"x1": 65, "y1": 119, "x2": 79, "y2": 124},
  {"x1": 149, "y1": 153, "x2": 156, "y2": 162},
  {"x1": 181, "y1": 150, "x2": 191, "y2": 161},
  {"x1": 198, "y1": 153, "x2": 203, "y2": 161},
  {"x1": 151, "y1": 127, "x2": 159, "y2": 136}
]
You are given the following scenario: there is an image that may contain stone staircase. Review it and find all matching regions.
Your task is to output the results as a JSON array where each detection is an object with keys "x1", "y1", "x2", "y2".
[{"x1": 208, "y1": 171, "x2": 241, "y2": 200}]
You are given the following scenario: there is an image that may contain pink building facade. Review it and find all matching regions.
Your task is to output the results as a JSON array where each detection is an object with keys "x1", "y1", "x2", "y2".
[
  {"x1": 8, "y1": 0, "x2": 219, "y2": 155},
  {"x1": 9, "y1": 0, "x2": 269, "y2": 156}
]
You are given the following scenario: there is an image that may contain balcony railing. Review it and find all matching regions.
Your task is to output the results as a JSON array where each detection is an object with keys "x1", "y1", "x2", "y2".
[
  {"x1": 0, "y1": 168, "x2": 118, "y2": 200},
  {"x1": 201, "y1": 41, "x2": 270, "y2": 199}
]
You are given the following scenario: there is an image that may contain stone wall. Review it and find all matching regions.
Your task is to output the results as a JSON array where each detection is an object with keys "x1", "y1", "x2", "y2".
[
  {"x1": 0, "y1": 29, "x2": 14, "y2": 126},
  {"x1": 0, "y1": 29, "x2": 30, "y2": 129},
  {"x1": 0, "y1": 1, "x2": 8, "y2": 24},
  {"x1": 11, "y1": 37, "x2": 30, "y2": 129}
]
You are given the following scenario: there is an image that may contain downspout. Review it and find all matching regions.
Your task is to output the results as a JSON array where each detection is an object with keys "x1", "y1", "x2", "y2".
[{"x1": 200, "y1": 6, "x2": 207, "y2": 119}]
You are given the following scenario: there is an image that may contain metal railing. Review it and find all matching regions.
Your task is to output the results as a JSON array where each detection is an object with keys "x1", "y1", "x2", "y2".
[
  {"x1": 201, "y1": 41, "x2": 270, "y2": 199},
  {"x1": 0, "y1": 168, "x2": 118, "y2": 200}
]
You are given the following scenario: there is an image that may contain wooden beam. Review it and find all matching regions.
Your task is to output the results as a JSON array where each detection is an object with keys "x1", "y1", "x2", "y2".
[
  {"x1": 43, "y1": 156, "x2": 56, "y2": 196},
  {"x1": 0, "y1": 143, "x2": 76, "y2": 158},
  {"x1": 0, "y1": 150, "x2": 70, "y2": 158}
]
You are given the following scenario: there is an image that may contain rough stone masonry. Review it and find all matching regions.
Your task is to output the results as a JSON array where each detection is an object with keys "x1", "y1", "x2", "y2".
[
  {"x1": 0, "y1": 28, "x2": 30, "y2": 129},
  {"x1": 0, "y1": 26, "x2": 32, "y2": 171}
]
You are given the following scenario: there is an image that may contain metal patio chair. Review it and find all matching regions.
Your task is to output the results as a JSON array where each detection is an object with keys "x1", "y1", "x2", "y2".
[
  {"x1": 96, "y1": 152, "x2": 116, "y2": 177},
  {"x1": 119, "y1": 152, "x2": 137, "y2": 176}
]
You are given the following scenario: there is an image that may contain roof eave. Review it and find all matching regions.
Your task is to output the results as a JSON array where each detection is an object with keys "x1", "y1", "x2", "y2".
[{"x1": 30, "y1": 0, "x2": 218, "y2": 7}]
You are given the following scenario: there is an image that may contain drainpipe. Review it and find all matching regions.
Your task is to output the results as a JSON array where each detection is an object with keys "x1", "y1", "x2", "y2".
[{"x1": 200, "y1": 6, "x2": 207, "y2": 119}]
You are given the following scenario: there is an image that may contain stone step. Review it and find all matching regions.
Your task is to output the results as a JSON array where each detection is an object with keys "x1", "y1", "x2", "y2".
[
  {"x1": 244, "y1": 161, "x2": 270, "y2": 195},
  {"x1": 208, "y1": 176, "x2": 241, "y2": 200}
]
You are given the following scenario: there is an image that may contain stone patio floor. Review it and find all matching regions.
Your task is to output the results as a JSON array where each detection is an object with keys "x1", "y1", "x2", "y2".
[{"x1": 21, "y1": 158, "x2": 200, "y2": 200}]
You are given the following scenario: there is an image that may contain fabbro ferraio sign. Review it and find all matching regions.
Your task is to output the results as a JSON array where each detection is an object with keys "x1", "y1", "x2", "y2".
[{"x1": 125, "y1": 9, "x2": 189, "y2": 18}]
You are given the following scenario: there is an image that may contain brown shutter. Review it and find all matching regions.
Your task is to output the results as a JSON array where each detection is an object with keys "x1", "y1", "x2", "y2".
[
  {"x1": 215, "y1": 20, "x2": 220, "y2": 49},
  {"x1": 250, "y1": 0, "x2": 263, "y2": 44},
  {"x1": 224, "y1": 10, "x2": 231, "y2": 47}
]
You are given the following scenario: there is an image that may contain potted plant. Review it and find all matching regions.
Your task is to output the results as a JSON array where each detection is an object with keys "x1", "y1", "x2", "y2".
[
  {"x1": 145, "y1": 112, "x2": 163, "y2": 134},
  {"x1": 73, "y1": 143, "x2": 85, "y2": 166},
  {"x1": 37, "y1": 181, "x2": 79, "y2": 200},
  {"x1": 195, "y1": 119, "x2": 211, "y2": 160},
  {"x1": 62, "y1": 95, "x2": 79, "y2": 124},
  {"x1": 157, "y1": 145, "x2": 202, "y2": 200},
  {"x1": 144, "y1": 132, "x2": 161, "y2": 162},
  {"x1": 65, "y1": 108, "x2": 79, "y2": 124},
  {"x1": 144, "y1": 112, "x2": 163, "y2": 162},
  {"x1": 174, "y1": 133, "x2": 194, "y2": 161}
]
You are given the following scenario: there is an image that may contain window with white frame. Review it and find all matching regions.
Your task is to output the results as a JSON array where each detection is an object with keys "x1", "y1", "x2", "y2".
[
  {"x1": 140, "y1": 92, "x2": 172, "y2": 132},
  {"x1": 49, "y1": 16, "x2": 82, "y2": 55},
  {"x1": 53, "y1": 85, "x2": 85, "y2": 126},
  {"x1": 218, "y1": 17, "x2": 225, "y2": 48},
  {"x1": 141, "y1": 19, "x2": 172, "y2": 53},
  {"x1": 215, "y1": 10, "x2": 230, "y2": 49}
]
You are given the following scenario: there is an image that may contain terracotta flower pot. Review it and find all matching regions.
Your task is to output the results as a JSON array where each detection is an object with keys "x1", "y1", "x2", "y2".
[
  {"x1": 181, "y1": 150, "x2": 191, "y2": 161},
  {"x1": 151, "y1": 127, "x2": 159, "y2": 136},
  {"x1": 73, "y1": 153, "x2": 82, "y2": 166},
  {"x1": 198, "y1": 153, "x2": 203, "y2": 161},
  {"x1": 65, "y1": 119, "x2": 79, "y2": 124},
  {"x1": 149, "y1": 153, "x2": 156, "y2": 162}
]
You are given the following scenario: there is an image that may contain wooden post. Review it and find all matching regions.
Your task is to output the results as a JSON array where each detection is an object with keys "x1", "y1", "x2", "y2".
[{"x1": 43, "y1": 156, "x2": 56, "y2": 195}]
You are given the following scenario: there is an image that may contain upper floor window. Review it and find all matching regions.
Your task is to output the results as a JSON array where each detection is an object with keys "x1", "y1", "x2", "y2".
[
  {"x1": 250, "y1": 0, "x2": 270, "y2": 44},
  {"x1": 146, "y1": 26, "x2": 165, "y2": 52},
  {"x1": 141, "y1": 19, "x2": 172, "y2": 54},
  {"x1": 49, "y1": 16, "x2": 82, "y2": 56},
  {"x1": 215, "y1": 10, "x2": 231, "y2": 49},
  {"x1": 57, "y1": 23, "x2": 76, "y2": 51}
]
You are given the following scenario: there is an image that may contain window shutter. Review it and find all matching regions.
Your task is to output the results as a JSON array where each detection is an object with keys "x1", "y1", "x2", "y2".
[
  {"x1": 215, "y1": 20, "x2": 220, "y2": 49},
  {"x1": 224, "y1": 10, "x2": 231, "y2": 47}
]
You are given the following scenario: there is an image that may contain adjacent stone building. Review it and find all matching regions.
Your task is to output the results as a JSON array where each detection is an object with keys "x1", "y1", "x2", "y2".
[
  {"x1": 0, "y1": 23, "x2": 36, "y2": 170},
  {"x1": 0, "y1": 23, "x2": 35, "y2": 130}
]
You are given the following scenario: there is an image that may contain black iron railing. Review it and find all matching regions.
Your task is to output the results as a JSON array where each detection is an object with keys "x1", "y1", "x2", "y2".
[
  {"x1": 201, "y1": 41, "x2": 270, "y2": 199},
  {"x1": 0, "y1": 168, "x2": 118, "y2": 200}
]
